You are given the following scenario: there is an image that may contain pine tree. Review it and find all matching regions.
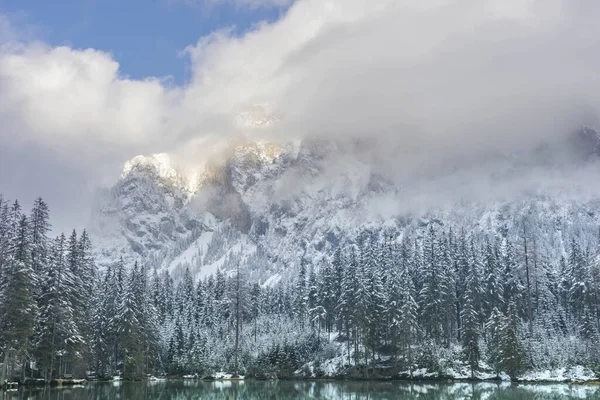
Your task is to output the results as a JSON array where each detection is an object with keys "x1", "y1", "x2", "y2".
[
  {"x1": 364, "y1": 233, "x2": 385, "y2": 368},
  {"x1": 180, "y1": 267, "x2": 195, "y2": 324},
  {"x1": 498, "y1": 300, "x2": 526, "y2": 378},
  {"x1": 461, "y1": 250, "x2": 481, "y2": 378},
  {"x1": 64, "y1": 230, "x2": 85, "y2": 370},
  {"x1": 78, "y1": 230, "x2": 96, "y2": 311},
  {"x1": 107, "y1": 257, "x2": 126, "y2": 373},
  {"x1": 150, "y1": 269, "x2": 164, "y2": 322},
  {"x1": 294, "y1": 256, "x2": 308, "y2": 324},
  {"x1": 568, "y1": 238, "x2": 587, "y2": 320},
  {"x1": 420, "y1": 225, "x2": 445, "y2": 343},
  {"x1": 29, "y1": 197, "x2": 51, "y2": 285},
  {"x1": 318, "y1": 262, "x2": 335, "y2": 338},
  {"x1": 483, "y1": 236, "x2": 503, "y2": 323},
  {"x1": 91, "y1": 266, "x2": 112, "y2": 377},
  {"x1": 387, "y1": 257, "x2": 403, "y2": 358},
  {"x1": 0, "y1": 196, "x2": 10, "y2": 277},
  {"x1": 439, "y1": 231, "x2": 457, "y2": 342},
  {"x1": 337, "y1": 247, "x2": 357, "y2": 366},
  {"x1": 34, "y1": 233, "x2": 84, "y2": 379},
  {"x1": 501, "y1": 238, "x2": 523, "y2": 312},
  {"x1": 454, "y1": 230, "x2": 469, "y2": 342},
  {"x1": 580, "y1": 305, "x2": 599, "y2": 361},
  {"x1": 195, "y1": 280, "x2": 205, "y2": 326},
  {"x1": 307, "y1": 266, "x2": 319, "y2": 325},
  {"x1": 521, "y1": 220, "x2": 535, "y2": 338},
  {"x1": 52, "y1": 234, "x2": 81, "y2": 378},
  {"x1": 332, "y1": 248, "x2": 344, "y2": 332},
  {"x1": 399, "y1": 254, "x2": 419, "y2": 377},
  {"x1": 118, "y1": 262, "x2": 142, "y2": 378},
  {"x1": 250, "y1": 283, "x2": 261, "y2": 343},
  {"x1": 0, "y1": 214, "x2": 36, "y2": 382},
  {"x1": 228, "y1": 262, "x2": 248, "y2": 377},
  {"x1": 486, "y1": 306, "x2": 504, "y2": 376}
]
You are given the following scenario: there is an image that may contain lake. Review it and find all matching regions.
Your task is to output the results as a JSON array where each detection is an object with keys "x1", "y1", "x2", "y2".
[{"x1": 1, "y1": 380, "x2": 599, "y2": 399}]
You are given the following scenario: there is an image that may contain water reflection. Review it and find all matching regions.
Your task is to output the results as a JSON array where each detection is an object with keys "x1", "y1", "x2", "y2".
[{"x1": 1, "y1": 380, "x2": 599, "y2": 399}]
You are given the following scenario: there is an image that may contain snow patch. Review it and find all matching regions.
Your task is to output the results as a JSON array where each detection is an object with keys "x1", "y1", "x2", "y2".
[
  {"x1": 213, "y1": 371, "x2": 245, "y2": 380},
  {"x1": 168, "y1": 231, "x2": 214, "y2": 273},
  {"x1": 519, "y1": 366, "x2": 597, "y2": 382},
  {"x1": 262, "y1": 273, "x2": 282, "y2": 288}
]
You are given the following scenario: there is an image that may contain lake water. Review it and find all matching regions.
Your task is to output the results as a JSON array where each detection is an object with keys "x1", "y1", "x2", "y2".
[{"x1": 1, "y1": 380, "x2": 599, "y2": 399}]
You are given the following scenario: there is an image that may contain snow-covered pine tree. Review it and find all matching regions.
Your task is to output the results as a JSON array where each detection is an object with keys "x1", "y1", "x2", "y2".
[
  {"x1": 461, "y1": 245, "x2": 481, "y2": 378},
  {"x1": 107, "y1": 257, "x2": 126, "y2": 373},
  {"x1": 118, "y1": 262, "x2": 142, "y2": 378},
  {"x1": 580, "y1": 304, "x2": 599, "y2": 362},
  {"x1": 250, "y1": 282, "x2": 261, "y2": 343},
  {"x1": 194, "y1": 279, "x2": 205, "y2": 326},
  {"x1": 439, "y1": 230, "x2": 457, "y2": 342},
  {"x1": 307, "y1": 265, "x2": 319, "y2": 329},
  {"x1": 317, "y1": 261, "x2": 335, "y2": 338},
  {"x1": 0, "y1": 196, "x2": 9, "y2": 277},
  {"x1": 498, "y1": 300, "x2": 526, "y2": 379},
  {"x1": 482, "y1": 236, "x2": 503, "y2": 327},
  {"x1": 337, "y1": 246, "x2": 357, "y2": 366},
  {"x1": 387, "y1": 247, "x2": 403, "y2": 360},
  {"x1": 77, "y1": 230, "x2": 97, "y2": 341},
  {"x1": 91, "y1": 265, "x2": 112, "y2": 376},
  {"x1": 355, "y1": 238, "x2": 371, "y2": 372},
  {"x1": 399, "y1": 246, "x2": 419, "y2": 377},
  {"x1": 0, "y1": 214, "x2": 35, "y2": 383},
  {"x1": 420, "y1": 225, "x2": 445, "y2": 344},
  {"x1": 364, "y1": 232, "x2": 386, "y2": 369},
  {"x1": 332, "y1": 247, "x2": 345, "y2": 333},
  {"x1": 293, "y1": 256, "x2": 308, "y2": 325},
  {"x1": 568, "y1": 238, "x2": 587, "y2": 321},
  {"x1": 29, "y1": 197, "x2": 51, "y2": 284},
  {"x1": 501, "y1": 238, "x2": 523, "y2": 312},
  {"x1": 65, "y1": 230, "x2": 86, "y2": 372}
]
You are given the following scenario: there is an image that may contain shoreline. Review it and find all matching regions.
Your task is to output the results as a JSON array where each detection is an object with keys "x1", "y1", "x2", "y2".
[{"x1": 5, "y1": 375, "x2": 600, "y2": 389}]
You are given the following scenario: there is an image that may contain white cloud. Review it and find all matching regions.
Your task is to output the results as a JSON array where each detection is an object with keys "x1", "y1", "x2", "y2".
[
  {"x1": 2, "y1": 0, "x2": 600, "y2": 227},
  {"x1": 177, "y1": 0, "x2": 600, "y2": 166},
  {"x1": 0, "y1": 44, "x2": 179, "y2": 163}
]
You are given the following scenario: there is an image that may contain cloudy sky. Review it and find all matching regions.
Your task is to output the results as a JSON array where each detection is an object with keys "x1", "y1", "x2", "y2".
[{"x1": 0, "y1": 0, "x2": 599, "y2": 232}]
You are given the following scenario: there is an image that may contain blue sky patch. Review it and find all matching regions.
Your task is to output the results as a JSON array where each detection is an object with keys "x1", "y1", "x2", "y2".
[{"x1": 0, "y1": 0, "x2": 289, "y2": 85}]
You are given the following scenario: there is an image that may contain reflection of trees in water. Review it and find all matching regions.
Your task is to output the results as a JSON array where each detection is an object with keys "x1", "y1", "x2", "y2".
[{"x1": 7, "y1": 382, "x2": 600, "y2": 400}]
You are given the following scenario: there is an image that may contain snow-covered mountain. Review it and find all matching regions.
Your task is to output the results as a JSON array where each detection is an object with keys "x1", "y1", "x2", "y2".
[{"x1": 89, "y1": 128, "x2": 600, "y2": 283}]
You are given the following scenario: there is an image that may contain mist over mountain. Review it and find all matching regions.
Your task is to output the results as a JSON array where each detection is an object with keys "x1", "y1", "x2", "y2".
[{"x1": 89, "y1": 126, "x2": 600, "y2": 284}]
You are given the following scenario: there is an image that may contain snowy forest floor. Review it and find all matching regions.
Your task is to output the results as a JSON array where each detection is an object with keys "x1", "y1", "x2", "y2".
[
  {"x1": 290, "y1": 337, "x2": 600, "y2": 384},
  {"x1": 296, "y1": 359, "x2": 599, "y2": 384}
]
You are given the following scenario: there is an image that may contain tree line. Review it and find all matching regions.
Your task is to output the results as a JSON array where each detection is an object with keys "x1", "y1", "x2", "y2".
[
  {"x1": 138, "y1": 223, "x2": 600, "y2": 379},
  {"x1": 1, "y1": 193, "x2": 600, "y2": 382},
  {"x1": 0, "y1": 196, "x2": 95, "y2": 382}
]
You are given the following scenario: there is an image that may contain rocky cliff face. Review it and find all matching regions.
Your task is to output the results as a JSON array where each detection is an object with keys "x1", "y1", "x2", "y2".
[{"x1": 90, "y1": 129, "x2": 600, "y2": 283}]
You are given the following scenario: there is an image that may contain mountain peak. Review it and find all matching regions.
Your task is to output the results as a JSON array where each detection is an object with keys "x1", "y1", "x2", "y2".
[
  {"x1": 120, "y1": 153, "x2": 202, "y2": 196},
  {"x1": 121, "y1": 153, "x2": 177, "y2": 181}
]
